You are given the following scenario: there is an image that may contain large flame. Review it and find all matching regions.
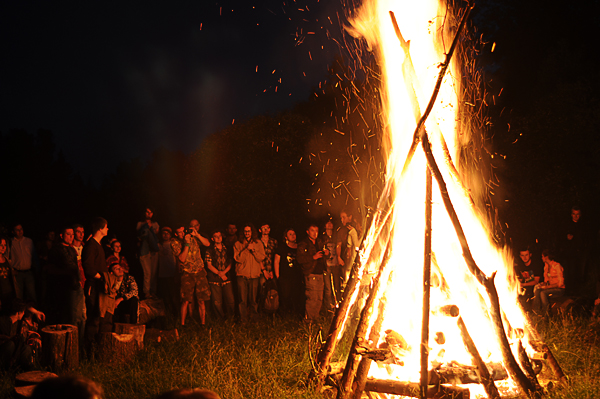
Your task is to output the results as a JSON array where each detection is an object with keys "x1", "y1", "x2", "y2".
[{"x1": 345, "y1": 0, "x2": 528, "y2": 396}]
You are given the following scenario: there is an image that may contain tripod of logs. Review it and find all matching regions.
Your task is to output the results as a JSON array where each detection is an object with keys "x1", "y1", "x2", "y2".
[{"x1": 309, "y1": 4, "x2": 566, "y2": 399}]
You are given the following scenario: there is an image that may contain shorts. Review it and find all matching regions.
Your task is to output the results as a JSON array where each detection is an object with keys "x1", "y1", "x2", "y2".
[{"x1": 180, "y1": 271, "x2": 211, "y2": 302}]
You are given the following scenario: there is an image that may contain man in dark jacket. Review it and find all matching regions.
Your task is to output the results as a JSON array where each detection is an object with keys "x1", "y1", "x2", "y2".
[
  {"x1": 297, "y1": 224, "x2": 328, "y2": 323},
  {"x1": 82, "y1": 217, "x2": 108, "y2": 347}
]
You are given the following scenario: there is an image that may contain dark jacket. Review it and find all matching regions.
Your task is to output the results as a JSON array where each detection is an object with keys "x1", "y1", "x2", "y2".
[{"x1": 297, "y1": 237, "x2": 326, "y2": 276}]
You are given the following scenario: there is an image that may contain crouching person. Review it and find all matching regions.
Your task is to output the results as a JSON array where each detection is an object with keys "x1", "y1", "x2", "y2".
[
  {"x1": 0, "y1": 299, "x2": 45, "y2": 370},
  {"x1": 533, "y1": 250, "x2": 565, "y2": 315},
  {"x1": 111, "y1": 263, "x2": 139, "y2": 324}
]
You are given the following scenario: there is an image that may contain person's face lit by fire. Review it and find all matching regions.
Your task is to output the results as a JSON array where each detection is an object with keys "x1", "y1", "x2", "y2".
[
  {"x1": 307, "y1": 226, "x2": 319, "y2": 241},
  {"x1": 74, "y1": 227, "x2": 84, "y2": 243},
  {"x1": 112, "y1": 241, "x2": 122, "y2": 254},
  {"x1": 243, "y1": 227, "x2": 252, "y2": 241},
  {"x1": 111, "y1": 264, "x2": 123, "y2": 278},
  {"x1": 99, "y1": 224, "x2": 109, "y2": 238},
  {"x1": 212, "y1": 232, "x2": 223, "y2": 244},
  {"x1": 0, "y1": 239, "x2": 7, "y2": 256},
  {"x1": 175, "y1": 227, "x2": 185, "y2": 240},
  {"x1": 340, "y1": 212, "x2": 352, "y2": 227},
  {"x1": 260, "y1": 224, "x2": 270, "y2": 236},
  {"x1": 285, "y1": 230, "x2": 296, "y2": 244},
  {"x1": 162, "y1": 230, "x2": 172, "y2": 242},
  {"x1": 13, "y1": 225, "x2": 24, "y2": 240},
  {"x1": 519, "y1": 250, "x2": 531, "y2": 265},
  {"x1": 325, "y1": 221, "x2": 334, "y2": 231},
  {"x1": 571, "y1": 209, "x2": 581, "y2": 223},
  {"x1": 145, "y1": 208, "x2": 153, "y2": 221},
  {"x1": 61, "y1": 229, "x2": 74, "y2": 246},
  {"x1": 190, "y1": 220, "x2": 200, "y2": 233},
  {"x1": 226, "y1": 224, "x2": 237, "y2": 236}
]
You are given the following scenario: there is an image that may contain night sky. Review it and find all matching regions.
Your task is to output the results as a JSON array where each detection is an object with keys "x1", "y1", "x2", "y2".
[{"x1": 1, "y1": 0, "x2": 344, "y2": 182}]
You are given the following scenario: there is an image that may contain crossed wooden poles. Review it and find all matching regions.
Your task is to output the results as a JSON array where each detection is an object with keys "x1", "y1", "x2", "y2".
[{"x1": 309, "y1": 3, "x2": 564, "y2": 398}]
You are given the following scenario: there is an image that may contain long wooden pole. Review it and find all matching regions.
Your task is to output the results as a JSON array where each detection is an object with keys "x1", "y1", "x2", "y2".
[
  {"x1": 420, "y1": 168, "x2": 433, "y2": 399},
  {"x1": 420, "y1": 135, "x2": 536, "y2": 397},
  {"x1": 337, "y1": 245, "x2": 391, "y2": 399}
]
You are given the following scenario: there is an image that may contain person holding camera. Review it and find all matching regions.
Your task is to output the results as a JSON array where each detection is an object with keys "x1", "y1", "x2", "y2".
[
  {"x1": 171, "y1": 222, "x2": 211, "y2": 326},
  {"x1": 297, "y1": 224, "x2": 329, "y2": 324},
  {"x1": 234, "y1": 224, "x2": 265, "y2": 322}
]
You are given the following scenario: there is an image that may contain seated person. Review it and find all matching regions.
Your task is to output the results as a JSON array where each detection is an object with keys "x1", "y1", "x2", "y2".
[
  {"x1": 533, "y1": 250, "x2": 565, "y2": 315},
  {"x1": 514, "y1": 246, "x2": 544, "y2": 310},
  {"x1": 0, "y1": 299, "x2": 45, "y2": 370},
  {"x1": 111, "y1": 263, "x2": 139, "y2": 324}
]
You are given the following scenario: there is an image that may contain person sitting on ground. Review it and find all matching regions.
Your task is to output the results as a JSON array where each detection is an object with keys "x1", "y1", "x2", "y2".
[
  {"x1": 31, "y1": 375, "x2": 103, "y2": 399},
  {"x1": 514, "y1": 246, "x2": 544, "y2": 310},
  {"x1": 111, "y1": 263, "x2": 139, "y2": 324},
  {"x1": 533, "y1": 249, "x2": 565, "y2": 315},
  {"x1": 0, "y1": 299, "x2": 45, "y2": 370},
  {"x1": 105, "y1": 240, "x2": 129, "y2": 273}
]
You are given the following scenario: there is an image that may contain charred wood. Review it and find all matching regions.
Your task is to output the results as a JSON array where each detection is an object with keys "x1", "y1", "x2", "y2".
[{"x1": 364, "y1": 379, "x2": 469, "y2": 399}]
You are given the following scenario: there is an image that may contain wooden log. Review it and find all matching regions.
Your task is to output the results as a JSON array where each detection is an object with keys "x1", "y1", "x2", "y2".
[
  {"x1": 421, "y1": 135, "x2": 537, "y2": 398},
  {"x1": 97, "y1": 332, "x2": 138, "y2": 364},
  {"x1": 337, "y1": 245, "x2": 392, "y2": 399},
  {"x1": 114, "y1": 323, "x2": 146, "y2": 349},
  {"x1": 420, "y1": 169, "x2": 433, "y2": 399},
  {"x1": 14, "y1": 385, "x2": 36, "y2": 398},
  {"x1": 15, "y1": 371, "x2": 58, "y2": 387},
  {"x1": 518, "y1": 340, "x2": 543, "y2": 392},
  {"x1": 40, "y1": 324, "x2": 79, "y2": 371},
  {"x1": 433, "y1": 363, "x2": 507, "y2": 385},
  {"x1": 456, "y1": 317, "x2": 500, "y2": 399},
  {"x1": 364, "y1": 379, "x2": 469, "y2": 399},
  {"x1": 529, "y1": 340, "x2": 567, "y2": 385}
]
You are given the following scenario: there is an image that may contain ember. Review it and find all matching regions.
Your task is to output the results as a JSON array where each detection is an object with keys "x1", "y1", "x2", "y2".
[{"x1": 311, "y1": 0, "x2": 564, "y2": 398}]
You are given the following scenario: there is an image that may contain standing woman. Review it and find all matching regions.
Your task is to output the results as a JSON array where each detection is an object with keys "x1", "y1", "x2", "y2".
[
  {"x1": 106, "y1": 240, "x2": 129, "y2": 273},
  {"x1": 274, "y1": 229, "x2": 303, "y2": 316}
]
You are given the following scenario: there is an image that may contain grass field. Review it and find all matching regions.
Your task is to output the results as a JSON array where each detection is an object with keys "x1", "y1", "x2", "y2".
[{"x1": 1, "y1": 312, "x2": 599, "y2": 398}]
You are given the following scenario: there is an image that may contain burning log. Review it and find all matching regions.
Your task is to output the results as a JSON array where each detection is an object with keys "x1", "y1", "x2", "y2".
[
  {"x1": 364, "y1": 379, "x2": 469, "y2": 399},
  {"x1": 529, "y1": 340, "x2": 567, "y2": 385},
  {"x1": 420, "y1": 169, "x2": 433, "y2": 399},
  {"x1": 456, "y1": 317, "x2": 500, "y2": 399},
  {"x1": 518, "y1": 340, "x2": 543, "y2": 392},
  {"x1": 434, "y1": 305, "x2": 460, "y2": 318},
  {"x1": 432, "y1": 363, "x2": 507, "y2": 385},
  {"x1": 337, "y1": 245, "x2": 392, "y2": 399},
  {"x1": 421, "y1": 135, "x2": 538, "y2": 398}
]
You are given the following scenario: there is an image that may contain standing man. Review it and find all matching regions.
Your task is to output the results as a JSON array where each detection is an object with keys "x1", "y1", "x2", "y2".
[
  {"x1": 234, "y1": 224, "x2": 265, "y2": 322},
  {"x1": 259, "y1": 223, "x2": 277, "y2": 305},
  {"x1": 158, "y1": 227, "x2": 178, "y2": 317},
  {"x1": 82, "y1": 217, "x2": 109, "y2": 347},
  {"x1": 297, "y1": 224, "x2": 328, "y2": 323},
  {"x1": 206, "y1": 230, "x2": 235, "y2": 319},
  {"x1": 171, "y1": 223, "x2": 211, "y2": 326},
  {"x1": 10, "y1": 224, "x2": 37, "y2": 304},
  {"x1": 337, "y1": 210, "x2": 360, "y2": 283},
  {"x1": 322, "y1": 220, "x2": 341, "y2": 313},
  {"x1": 136, "y1": 207, "x2": 160, "y2": 299},
  {"x1": 72, "y1": 224, "x2": 86, "y2": 291}
]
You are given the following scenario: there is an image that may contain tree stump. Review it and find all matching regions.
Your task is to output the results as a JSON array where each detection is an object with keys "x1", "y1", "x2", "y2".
[
  {"x1": 97, "y1": 332, "x2": 138, "y2": 364},
  {"x1": 40, "y1": 324, "x2": 79, "y2": 371},
  {"x1": 14, "y1": 371, "x2": 58, "y2": 399},
  {"x1": 114, "y1": 323, "x2": 146, "y2": 349},
  {"x1": 15, "y1": 371, "x2": 58, "y2": 387}
]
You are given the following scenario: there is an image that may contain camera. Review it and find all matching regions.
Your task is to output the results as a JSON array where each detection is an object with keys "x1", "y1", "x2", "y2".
[{"x1": 183, "y1": 228, "x2": 194, "y2": 236}]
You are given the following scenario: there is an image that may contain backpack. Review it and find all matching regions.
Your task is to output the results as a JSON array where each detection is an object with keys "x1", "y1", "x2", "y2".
[{"x1": 263, "y1": 279, "x2": 279, "y2": 312}]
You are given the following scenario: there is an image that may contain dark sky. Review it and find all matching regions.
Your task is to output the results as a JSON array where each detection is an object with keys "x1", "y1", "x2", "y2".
[{"x1": 1, "y1": 0, "x2": 343, "y2": 182}]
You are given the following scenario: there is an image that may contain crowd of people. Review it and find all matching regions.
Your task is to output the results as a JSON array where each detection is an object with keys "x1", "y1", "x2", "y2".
[
  {"x1": 0, "y1": 207, "x2": 363, "y2": 368},
  {"x1": 513, "y1": 206, "x2": 600, "y2": 316}
]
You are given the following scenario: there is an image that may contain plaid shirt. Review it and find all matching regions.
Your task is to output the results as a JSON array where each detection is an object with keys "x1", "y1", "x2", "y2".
[
  {"x1": 260, "y1": 237, "x2": 278, "y2": 272},
  {"x1": 206, "y1": 244, "x2": 230, "y2": 283}
]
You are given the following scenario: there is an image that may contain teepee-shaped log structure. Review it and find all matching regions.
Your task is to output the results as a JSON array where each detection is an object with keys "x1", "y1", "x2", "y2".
[{"x1": 310, "y1": 1, "x2": 565, "y2": 398}]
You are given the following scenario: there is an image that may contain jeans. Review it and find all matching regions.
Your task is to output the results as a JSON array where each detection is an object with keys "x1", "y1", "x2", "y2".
[
  {"x1": 140, "y1": 252, "x2": 159, "y2": 297},
  {"x1": 305, "y1": 274, "x2": 324, "y2": 322},
  {"x1": 237, "y1": 276, "x2": 259, "y2": 322},
  {"x1": 70, "y1": 286, "x2": 86, "y2": 350},
  {"x1": 210, "y1": 281, "x2": 235, "y2": 319},
  {"x1": 14, "y1": 269, "x2": 36, "y2": 304},
  {"x1": 114, "y1": 297, "x2": 139, "y2": 324},
  {"x1": 533, "y1": 287, "x2": 564, "y2": 314}
]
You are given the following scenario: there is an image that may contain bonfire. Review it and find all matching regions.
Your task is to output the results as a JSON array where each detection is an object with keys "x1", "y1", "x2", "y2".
[{"x1": 310, "y1": 0, "x2": 565, "y2": 398}]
